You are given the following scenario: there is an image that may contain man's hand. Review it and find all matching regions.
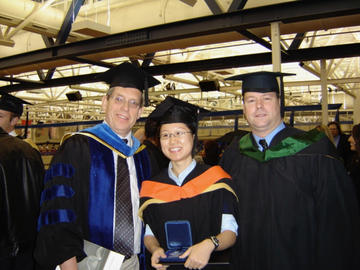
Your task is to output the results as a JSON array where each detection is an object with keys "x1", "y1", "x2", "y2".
[{"x1": 60, "y1": 256, "x2": 77, "y2": 270}]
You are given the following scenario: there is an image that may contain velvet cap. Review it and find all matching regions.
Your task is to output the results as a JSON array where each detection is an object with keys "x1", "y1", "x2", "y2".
[
  {"x1": 97, "y1": 62, "x2": 160, "y2": 106},
  {"x1": 98, "y1": 62, "x2": 160, "y2": 90},
  {"x1": 226, "y1": 71, "x2": 294, "y2": 94},
  {"x1": 0, "y1": 91, "x2": 32, "y2": 116}
]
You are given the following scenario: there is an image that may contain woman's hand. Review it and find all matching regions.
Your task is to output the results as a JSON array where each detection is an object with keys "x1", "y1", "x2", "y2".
[
  {"x1": 151, "y1": 247, "x2": 169, "y2": 270},
  {"x1": 179, "y1": 239, "x2": 214, "y2": 269},
  {"x1": 179, "y1": 230, "x2": 237, "y2": 269},
  {"x1": 144, "y1": 235, "x2": 168, "y2": 270}
]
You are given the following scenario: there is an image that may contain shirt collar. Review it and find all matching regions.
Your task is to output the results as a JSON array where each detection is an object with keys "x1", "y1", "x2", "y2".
[
  {"x1": 9, "y1": 130, "x2": 17, "y2": 137},
  {"x1": 253, "y1": 122, "x2": 285, "y2": 150},
  {"x1": 168, "y1": 159, "x2": 196, "y2": 186}
]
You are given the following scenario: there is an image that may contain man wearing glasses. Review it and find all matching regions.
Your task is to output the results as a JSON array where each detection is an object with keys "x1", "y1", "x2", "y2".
[{"x1": 35, "y1": 62, "x2": 160, "y2": 270}]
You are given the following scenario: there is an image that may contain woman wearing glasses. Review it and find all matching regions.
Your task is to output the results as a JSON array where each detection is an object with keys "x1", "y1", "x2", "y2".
[{"x1": 139, "y1": 96, "x2": 238, "y2": 270}]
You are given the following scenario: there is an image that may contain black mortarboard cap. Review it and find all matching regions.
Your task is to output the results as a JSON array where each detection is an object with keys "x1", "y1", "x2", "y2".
[
  {"x1": 148, "y1": 96, "x2": 208, "y2": 127},
  {"x1": 0, "y1": 91, "x2": 32, "y2": 116},
  {"x1": 97, "y1": 62, "x2": 160, "y2": 106},
  {"x1": 225, "y1": 71, "x2": 294, "y2": 94}
]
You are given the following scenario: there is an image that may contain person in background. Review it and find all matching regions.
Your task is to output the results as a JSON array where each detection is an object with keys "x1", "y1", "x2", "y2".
[
  {"x1": 133, "y1": 127, "x2": 146, "y2": 144},
  {"x1": 35, "y1": 62, "x2": 160, "y2": 270},
  {"x1": 0, "y1": 91, "x2": 39, "y2": 150},
  {"x1": 315, "y1": 124, "x2": 335, "y2": 145},
  {"x1": 139, "y1": 96, "x2": 238, "y2": 270},
  {"x1": 221, "y1": 71, "x2": 360, "y2": 270},
  {"x1": 0, "y1": 91, "x2": 31, "y2": 138},
  {"x1": 0, "y1": 126, "x2": 45, "y2": 270},
  {"x1": 142, "y1": 116, "x2": 169, "y2": 177},
  {"x1": 348, "y1": 123, "x2": 360, "y2": 211},
  {"x1": 328, "y1": 121, "x2": 351, "y2": 164},
  {"x1": 202, "y1": 139, "x2": 221, "y2": 166}
]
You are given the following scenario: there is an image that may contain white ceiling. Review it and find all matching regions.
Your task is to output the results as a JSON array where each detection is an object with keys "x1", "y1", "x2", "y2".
[{"x1": 0, "y1": 0, "x2": 359, "y2": 129}]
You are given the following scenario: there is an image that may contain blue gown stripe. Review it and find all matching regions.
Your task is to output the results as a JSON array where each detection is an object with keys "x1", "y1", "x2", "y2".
[
  {"x1": 40, "y1": 184, "x2": 75, "y2": 204},
  {"x1": 87, "y1": 139, "x2": 115, "y2": 250},
  {"x1": 37, "y1": 209, "x2": 76, "y2": 231},
  {"x1": 44, "y1": 163, "x2": 75, "y2": 184},
  {"x1": 134, "y1": 149, "x2": 151, "y2": 188}
]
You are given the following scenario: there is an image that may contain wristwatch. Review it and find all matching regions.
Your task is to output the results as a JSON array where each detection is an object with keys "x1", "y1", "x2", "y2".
[{"x1": 209, "y1": 235, "x2": 219, "y2": 250}]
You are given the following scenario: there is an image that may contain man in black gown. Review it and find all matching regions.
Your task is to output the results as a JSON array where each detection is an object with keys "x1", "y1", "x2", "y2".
[
  {"x1": 0, "y1": 127, "x2": 45, "y2": 270},
  {"x1": 220, "y1": 71, "x2": 360, "y2": 270},
  {"x1": 35, "y1": 62, "x2": 159, "y2": 270},
  {"x1": 0, "y1": 91, "x2": 31, "y2": 138}
]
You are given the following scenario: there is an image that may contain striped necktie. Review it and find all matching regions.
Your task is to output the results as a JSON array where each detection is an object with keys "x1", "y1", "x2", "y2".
[
  {"x1": 113, "y1": 139, "x2": 133, "y2": 256},
  {"x1": 259, "y1": 139, "x2": 269, "y2": 152}
]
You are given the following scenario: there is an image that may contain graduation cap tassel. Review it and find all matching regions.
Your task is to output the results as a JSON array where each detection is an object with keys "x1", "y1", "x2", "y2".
[
  {"x1": 280, "y1": 77, "x2": 285, "y2": 118},
  {"x1": 24, "y1": 110, "x2": 29, "y2": 139}
]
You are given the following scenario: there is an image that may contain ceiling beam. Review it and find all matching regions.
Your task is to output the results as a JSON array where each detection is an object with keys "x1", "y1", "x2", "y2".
[
  {"x1": 228, "y1": 0, "x2": 248, "y2": 12},
  {"x1": 45, "y1": 0, "x2": 85, "y2": 80},
  {"x1": 288, "y1": 33, "x2": 306, "y2": 50},
  {"x1": 1, "y1": 42, "x2": 360, "y2": 93},
  {"x1": 204, "y1": 0, "x2": 222, "y2": 15},
  {"x1": 0, "y1": 0, "x2": 359, "y2": 73}
]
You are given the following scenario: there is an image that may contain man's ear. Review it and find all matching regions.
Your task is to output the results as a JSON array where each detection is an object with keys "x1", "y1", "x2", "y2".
[
  {"x1": 137, "y1": 106, "x2": 144, "y2": 120},
  {"x1": 101, "y1": 95, "x2": 108, "y2": 112},
  {"x1": 10, "y1": 116, "x2": 20, "y2": 127}
]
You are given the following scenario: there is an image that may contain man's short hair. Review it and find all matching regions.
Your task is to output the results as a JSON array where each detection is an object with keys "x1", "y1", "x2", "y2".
[{"x1": 327, "y1": 121, "x2": 342, "y2": 134}]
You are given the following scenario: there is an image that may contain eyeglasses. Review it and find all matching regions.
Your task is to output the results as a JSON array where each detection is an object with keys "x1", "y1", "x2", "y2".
[
  {"x1": 111, "y1": 95, "x2": 140, "y2": 109},
  {"x1": 160, "y1": 131, "x2": 192, "y2": 140}
]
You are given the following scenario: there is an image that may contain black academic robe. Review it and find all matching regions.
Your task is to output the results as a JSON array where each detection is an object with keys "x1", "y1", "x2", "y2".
[
  {"x1": 348, "y1": 153, "x2": 360, "y2": 211},
  {"x1": 336, "y1": 133, "x2": 352, "y2": 166},
  {"x1": 0, "y1": 128, "x2": 45, "y2": 269},
  {"x1": 220, "y1": 126, "x2": 360, "y2": 270},
  {"x1": 35, "y1": 124, "x2": 151, "y2": 268},
  {"x1": 139, "y1": 164, "x2": 238, "y2": 269}
]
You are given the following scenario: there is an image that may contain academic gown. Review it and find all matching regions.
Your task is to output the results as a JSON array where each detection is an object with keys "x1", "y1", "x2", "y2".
[
  {"x1": 35, "y1": 123, "x2": 151, "y2": 268},
  {"x1": 0, "y1": 128, "x2": 45, "y2": 269},
  {"x1": 348, "y1": 153, "x2": 360, "y2": 211},
  {"x1": 220, "y1": 126, "x2": 360, "y2": 270},
  {"x1": 139, "y1": 164, "x2": 238, "y2": 269}
]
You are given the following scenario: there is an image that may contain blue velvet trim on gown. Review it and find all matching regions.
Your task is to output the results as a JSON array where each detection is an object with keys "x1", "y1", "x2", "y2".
[
  {"x1": 40, "y1": 184, "x2": 75, "y2": 204},
  {"x1": 37, "y1": 209, "x2": 76, "y2": 231},
  {"x1": 44, "y1": 163, "x2": 74, "y2": 184},
  {"x1": 134, "y1": 148, "x2": 151, "y2": 188},
  {"x1": 81, "y1": 123, "x2": 151, "y2": 252},
  {"x1": 87, "y1": 139, "x2": 115, "y2": 250}
]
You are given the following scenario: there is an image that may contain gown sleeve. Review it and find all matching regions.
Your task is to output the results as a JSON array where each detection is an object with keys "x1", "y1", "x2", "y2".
[
  {"x1": 35, "y1": 135, "x2": 91, "y2": 267},
  {"x1": 312, "y1": 152, "x2": 360, "y2": 268}
]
